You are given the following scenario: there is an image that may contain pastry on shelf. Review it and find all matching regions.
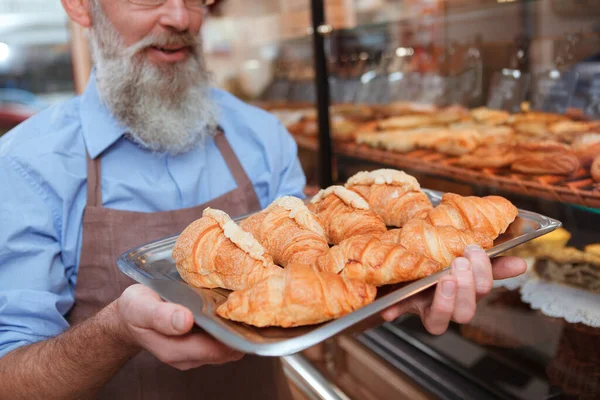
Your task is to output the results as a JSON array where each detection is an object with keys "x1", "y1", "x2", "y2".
[
  {"x1": 509, "y1": 111, "x2": 567, "y2": 125},
  {"x1": 511, "y1": 152, "x2": 580, "y2": 176},
  {"x1": 419, "y1": 193, "x2": 518, "y2": 240},
  {"x1": 377, "y1": 115, "x2": 436, "y2": 130},
  {"x1": 315, "y1": 234, "x2": 441, "y2": 286},
  {"x1": 572, "y1": 133, "x2": 600, "y2": 167},
  {"x1": 239, "y1": 196, "x2": 328, "y2": 267},
  {"x1": 455, "y1": 144, "x2": 518, "y2": 169},
  {"x1": 378, "y1": 128, "x2": 440, "y2": 153},
  {"x1": 432, "y1": 105, "x2": 471, "y2": 125},
  {"x1": 470, "y1": 107, "x2": 511, "y2": 126},
  {"x1": 513, "y1": 121, "x2": 549, "y2": 137},
  {"x1": 548, "y1": 120, "x2": 599, "y2": 138},
  {"x1": 475, "y1": 125, "x2": 516, "y2": 145},
  {"x1": 308, "y1": 186, "x2": 387, "y2": 245},
  {"x1": 592, "y1": 155, "x2": 600, "y2": 183},
  {"x1": 216, "y1": 264, "x2": 377, "y2": 328},
  {"x1": 501, "y1": 227, "x2": 572, "y2": 258},
  {"x1": 533, "y1": 246, "x2": 600, "y2": 294},
  {"x1": 417, "y1": 127, "x2": 481, "y2": 156},
  {"x1": 331, "y1": 104, "x2": 375, "y2": 122},
  {"x1": 378, "y1": 101, "x2": 437, "y2": 118},
  {"x1": 173, "y1": 208, "x2": 283, "y2": 291},
  {"x1": 383, "y1": 219, "x2": 493, "y2": 266},
  {"x1": 345, "y1": 169, "x2": 433, "y2": 227}
]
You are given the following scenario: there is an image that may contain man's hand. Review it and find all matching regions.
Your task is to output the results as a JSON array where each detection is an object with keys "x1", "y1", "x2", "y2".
[
  {"x1": 115, "y1": 284, "x2": 244, "y2": 371},
  {"x1": 381, "y1": 245, "x2": 527, "y2": 335}
]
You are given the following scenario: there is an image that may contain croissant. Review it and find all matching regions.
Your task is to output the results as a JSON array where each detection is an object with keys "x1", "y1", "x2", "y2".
[
  {"x1": 172, "y1": 208, "x2": 283, "y2": 291},
  {"x1": 389, "y1": 219, "x2": 494, "y2": 266},
  {"x1": 315, "y1": 234, "x2": 441, "y2": 286},
  {"x1": 216, "y1": 264, "x2": 377, "y2": 327},
  {"x1": 420, "y1": 193, "x2": 518, "y2": 240},
  {"x1": 239, "y1": 196, "x2": 329, "y2": 267},
  {"x1": 345, "y1": 169, "x2": 433, "y2": 227},
  {"x1": 308, "y1": 186, "x2": 387, "y2": 245}
]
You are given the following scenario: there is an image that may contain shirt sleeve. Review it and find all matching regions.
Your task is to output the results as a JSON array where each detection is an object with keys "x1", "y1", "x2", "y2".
[
  {"x1": 0, "y1": 156, "x2": 73, "y2": 358},
  {"x1": 272, "y1": 122, "x2": 307, "y2": 201}
]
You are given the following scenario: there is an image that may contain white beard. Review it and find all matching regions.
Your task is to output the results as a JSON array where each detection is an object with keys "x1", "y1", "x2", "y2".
[{"x1": 88, "y1": 1, "x2": 218, "y2": 155}]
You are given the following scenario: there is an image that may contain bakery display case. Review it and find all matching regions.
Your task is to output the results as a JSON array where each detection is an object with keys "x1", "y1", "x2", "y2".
[{"x1": 236, "y1": 1, "x2": 600, "y2": 399}]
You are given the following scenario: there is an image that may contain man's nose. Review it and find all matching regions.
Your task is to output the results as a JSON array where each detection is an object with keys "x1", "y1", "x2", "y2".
[{"x1": 158, "y1": 0, "x2": 191, "y2": 32}]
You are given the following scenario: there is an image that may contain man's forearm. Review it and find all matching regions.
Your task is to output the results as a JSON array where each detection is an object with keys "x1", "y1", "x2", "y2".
[{"x1": 0, "y1": 301, "x2": 140, "y2": 399}]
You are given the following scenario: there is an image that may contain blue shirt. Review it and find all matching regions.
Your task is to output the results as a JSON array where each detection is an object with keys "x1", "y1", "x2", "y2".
[{"x1": 0, "y1": 74, "x2": 306, "y2": 358}]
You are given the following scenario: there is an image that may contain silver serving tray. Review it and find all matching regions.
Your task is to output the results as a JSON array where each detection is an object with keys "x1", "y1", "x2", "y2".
[{"x1": 116, "y1": 189, "x2": 561, "y2": 357}]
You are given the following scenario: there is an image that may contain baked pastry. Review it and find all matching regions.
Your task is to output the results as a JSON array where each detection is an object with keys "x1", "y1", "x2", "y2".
[
  {"x1": 308, "y1": 186, "x2": 387, "y2": 245},
  {"x1": 433, "y1": 105, "x2": 471, "y2": 125},
  {"x1": 549, "y1": 120, "x2": 597, "y2": 136},
  {"x1": 387, "y1": 219, "x2": 494, "y2": 266},
  {"x1": 509, "y1": 111, "x2": 566, "y2": 125},
  {"x1": 239, "y1": 196, "x2": 329, "y2": 267},
  {"x1": 331, "y1": 104, "x2": 375, "y2": 122},
  {"x1": 216, "y1": 264, "x2": 377, "y2": 327},
  {"x1": 345, "y1": 169, "x2": 433, "y2": 227},
  {"x1": 470, "y1": 107, "x2": 511, "y2": 126},
  {"x1": 511, "y1": 152, "x2": 580, "y2": 176},
  {"x1": 173, "y1": 208, "x2": 283, "y2": 291},
  {"x1": 378, "y1": 101, "x2": 437, "y2": 117},
  {"x1": 455, "y1": 144, "x2": 518, "y2": 169},
  {"x1": 513, "y1": 121, "x2": 549, "y2": 137},
  {"x1": 585, "y1": 244, "x2": 600, "y2": 257},
  {"x1": 533, "y1": 247, "x2": 600, "y2": 294},
  {"x1": 418, "y1": 127, "x2": 481, "y2": 156},
  {"x1": 315, "y1": 234, "x2": 441, "y2": 286},
  {"x1": 420, "y1": 193, "x2": 518, "y2": 240},
  {"x1": 378, "y1": 128, "x2": 441, "y2": 153},
  {"x1": 592, "y1": 155, "x2": 600, "y2": 183},
  {"x1": 377, "y1": 115, "x2": 435, "y2": 130}
]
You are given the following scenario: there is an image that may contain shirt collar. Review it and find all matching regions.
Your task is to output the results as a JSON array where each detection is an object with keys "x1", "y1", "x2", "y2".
[{"x1": 80, "y1": 71, "x2": 128, "y2": 159}]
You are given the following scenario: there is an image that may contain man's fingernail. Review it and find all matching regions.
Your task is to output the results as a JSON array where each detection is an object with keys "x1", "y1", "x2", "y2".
[
  {"x1": 465, "y1": 244, "x2": 482, "y2": 253},
  {"x1": 172, "y1": 311, "x2": 186, "y2": 331},
  {"x1": 454, "y1": 257, "x2": 470, "y2": 271},
  {"x1": 442, "y1": 281, "x2": 457, "y2": 297}
]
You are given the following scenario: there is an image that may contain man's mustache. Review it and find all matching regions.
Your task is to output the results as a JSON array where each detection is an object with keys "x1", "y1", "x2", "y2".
[{"x1": 126, "y1": 31, "x2": 199, "y2": 57}]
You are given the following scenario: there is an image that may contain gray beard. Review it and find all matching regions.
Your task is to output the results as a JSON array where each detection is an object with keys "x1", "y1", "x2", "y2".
[{"x1": 88, "y1": 2, "x2": 218, "y2": 155}]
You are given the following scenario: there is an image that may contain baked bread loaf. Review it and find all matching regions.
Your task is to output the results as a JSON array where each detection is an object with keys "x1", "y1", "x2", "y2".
[
  {"x1": 240, "y1": 196, "x2": 328, "y2": 267},
  {"x1": 308, "y1": 186, "x2": 387, "y2": 245},
  {"x1": 420, "y1": 193, "x2": 518, "y2": 240},
  {"x1": 315, "y1": 234, "x2": 441, "y2": 286},
  {"x1": 592, "y1": 155, "x2": 600, "y2": 183},
  {"x1": 346, "y1": 169, "x2": 433, "y2": 227},
  {"x1": 217, "y1": 264, "x2": 377, "y2": 327},
  {"x1": 173, "y1": 208, "x2": 283, "y2": 291}
]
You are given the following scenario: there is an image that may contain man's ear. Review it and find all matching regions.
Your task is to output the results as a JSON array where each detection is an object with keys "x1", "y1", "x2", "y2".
[{"x1": 61, "y1": 0, "x2": 93, "y2": 28}]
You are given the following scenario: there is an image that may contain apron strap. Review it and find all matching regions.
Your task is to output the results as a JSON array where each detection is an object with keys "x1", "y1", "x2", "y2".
[
  {"x1": 85, "y1": 152, "x2": 102, "y2": 208},
  {"x1": 214, "y1": 128, "x2": 262, "y2": 212}
]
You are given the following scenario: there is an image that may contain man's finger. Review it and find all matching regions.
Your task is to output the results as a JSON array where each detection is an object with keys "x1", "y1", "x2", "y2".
[
  {"x1": 140, "y1": 330, "x2": 244, "y2": 369},
  {"x1": 422, "y1": 275, "x2": 457, "y2": 335},
  {"x1": 451, "y1": 257, "x2": 476, "y2": 324},
  {"x1": 464, "y1": 245, "x2": 493, "y2": 298},
  {"x1": 491, "y1": 256, "x2": 528, "y2": 280},
  {"x1": 120, "y1": 284, "x2": 194, "y2": 336}
]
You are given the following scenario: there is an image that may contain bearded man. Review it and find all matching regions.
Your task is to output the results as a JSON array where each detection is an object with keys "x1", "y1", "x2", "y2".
[{"x1": 0, "y1": 0, "x2": 527, "y2": 398}]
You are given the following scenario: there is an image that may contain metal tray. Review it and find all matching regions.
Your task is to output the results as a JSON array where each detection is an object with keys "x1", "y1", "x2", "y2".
[{"x1": 116, "y1": 189, "x2": 561, "y2": 357}]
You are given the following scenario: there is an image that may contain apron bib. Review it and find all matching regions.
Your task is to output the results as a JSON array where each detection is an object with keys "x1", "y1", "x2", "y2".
[{"x1": 68, "y1": 131, "x2": 291, "y2": 400}]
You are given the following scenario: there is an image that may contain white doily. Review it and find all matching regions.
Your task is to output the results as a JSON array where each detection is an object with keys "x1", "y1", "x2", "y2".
[
  {"x1": 493, "y1": 257, "x2": 536, "y2": 291},
  {"x1": 520, "y1": 277, "x2": 600, "y2": 328}
]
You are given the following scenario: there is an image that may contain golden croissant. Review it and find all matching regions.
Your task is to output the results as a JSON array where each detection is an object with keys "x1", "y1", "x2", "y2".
[
  {"x1": 315, "y1": 234, "x2": 441, "y2": 286},
  {"x1": 420, "y1": 193, "x2": 518, "y2": 240},
  {"x1": 216, "y1": 264, "x2": 377, "y2": 327},
  {"x1": 240, "y1": 196, "x2": 329, "y2": 267},
  {"x1": 346, "y1": 169, "x2": 433, "y2": 227},
  {"x1": 384, "y1": 220, "x2": 493, "y2": 266},
  {"x1": 172, "y1": 208, "x2": 283, "y2": 291},
  {"x1": 308, "y1": 186, "x2": 387, "y2": 245}
]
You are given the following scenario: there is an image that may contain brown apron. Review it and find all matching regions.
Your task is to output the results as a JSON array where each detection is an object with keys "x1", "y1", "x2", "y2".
[{"x1": 67, "y1": 131, "x2": 292, "y2": 400}]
